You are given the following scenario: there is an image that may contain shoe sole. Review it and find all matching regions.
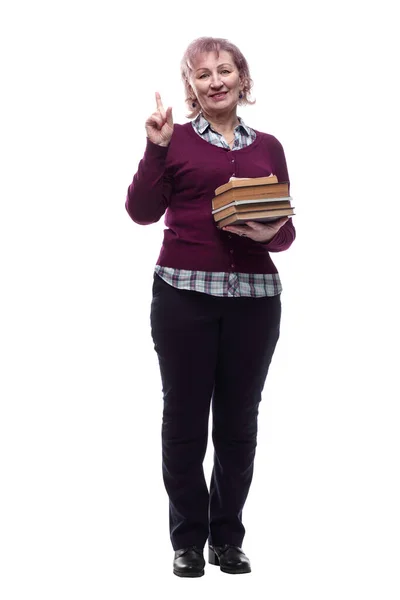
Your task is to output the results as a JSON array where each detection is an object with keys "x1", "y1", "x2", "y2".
[
  {"x1": 173, "y1": 569, "x2": 205, "y2": 577},
  {"x1": 219, "y1": 565, "x2": 251, "y2": 574}
]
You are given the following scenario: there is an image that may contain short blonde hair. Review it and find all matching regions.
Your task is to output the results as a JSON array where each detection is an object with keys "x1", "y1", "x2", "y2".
[{"x1": 180, "y1": 36, "x2": 256, "y2": 118}]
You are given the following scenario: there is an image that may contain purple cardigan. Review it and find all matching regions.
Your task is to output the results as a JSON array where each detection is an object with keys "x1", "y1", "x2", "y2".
[{"x1": 126, "y1": 122, "x2": 295, "y2": 274}]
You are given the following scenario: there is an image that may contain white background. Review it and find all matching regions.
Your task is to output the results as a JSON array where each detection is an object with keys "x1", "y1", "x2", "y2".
[{"x1": 1, "y1": 0, "x2": 399, "y2": 598}]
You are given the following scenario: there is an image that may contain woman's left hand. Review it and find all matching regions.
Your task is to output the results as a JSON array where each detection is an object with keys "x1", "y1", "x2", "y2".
[{"x1": 222, "y1": 217, "x2": 290, "y2": 243}]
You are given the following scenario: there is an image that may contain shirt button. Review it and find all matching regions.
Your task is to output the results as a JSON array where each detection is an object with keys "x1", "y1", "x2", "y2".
[
  {"x1": 230, "y1": 249, "x2": 234, "y2": 254},
  {"x1": 231, "y1": 264, "x2": 235, "y2": 268},
  {"x1": 231, "y1": 159, "x2": 234, "y2": 163}
]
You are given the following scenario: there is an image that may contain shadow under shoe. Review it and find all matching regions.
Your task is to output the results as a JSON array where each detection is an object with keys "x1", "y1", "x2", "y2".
[
  {"x1": 208, "y1": 544, "x2": 251, "y2": 574},
  {"x1": 173, "y1": 546, "x2": 205, "y2": 577}
]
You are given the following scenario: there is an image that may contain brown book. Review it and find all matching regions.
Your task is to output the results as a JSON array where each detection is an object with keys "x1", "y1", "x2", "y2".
[
  {"x1": 214, "y1": 175, "x2": 279, "y2": 195},
  {"x1": 212, "y1": 182, "x2": 290, "y2": 210},
  {"x1": 214, "y1": 199, "x2": 293, "y2": 222},
  {"x1": 216, "y1": 207, "x2": 295, "y2": 228}
]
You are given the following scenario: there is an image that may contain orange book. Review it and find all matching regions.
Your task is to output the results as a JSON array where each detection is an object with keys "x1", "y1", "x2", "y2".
[
  {"x1": 212, "y1": 176, "x2": 290, "y2": 210},
  {"x1": 213, "y1": 198, "x2": 293, "y2": 222},
  {"x1": 214, "y1": 175, "x2": 279, "y2": 195},
  {"x1": 216, "y1": 207, "x2": 295, "y2": 228}
]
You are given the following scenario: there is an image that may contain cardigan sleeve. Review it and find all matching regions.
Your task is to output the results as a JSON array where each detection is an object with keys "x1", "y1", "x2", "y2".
[
  {"x1": 125, "y1": 139, "x2": 173, "y2": 225},
  {"x1": 264, "y1": 218, "x2": 296, "y2": 252},
  {"x1": 263, "y1": 136, "x2": 296, "y2": 252}
]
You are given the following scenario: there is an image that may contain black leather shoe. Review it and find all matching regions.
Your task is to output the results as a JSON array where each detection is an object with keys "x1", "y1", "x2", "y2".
[
  {"x1": 208, "y1": 544, "x2": 251, "y2": 574},
  {"x1": 173, "y1": 546, "x2": 205, "y2": 577}
]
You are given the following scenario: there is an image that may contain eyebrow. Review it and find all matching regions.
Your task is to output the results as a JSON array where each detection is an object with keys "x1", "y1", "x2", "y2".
[{"x1": 195, "y1": 63, "x2": 233, "y2": 72}]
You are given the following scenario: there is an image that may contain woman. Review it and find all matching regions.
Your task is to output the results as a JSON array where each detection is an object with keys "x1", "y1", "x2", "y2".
[{"x1": 125, "y1": 36, "x2": 295, "y2": 577}]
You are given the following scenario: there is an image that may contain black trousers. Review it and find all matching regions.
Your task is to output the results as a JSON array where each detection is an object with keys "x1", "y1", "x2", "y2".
[{"x1": 150, "y1": 273, "x2": 281, "y2": 551}]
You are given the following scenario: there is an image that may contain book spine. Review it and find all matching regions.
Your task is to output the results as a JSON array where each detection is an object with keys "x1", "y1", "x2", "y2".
[
  {"x1": 217, "y1": 212, "x2": 295, "y2": 227},
  {"x1": 212, "y1": 196, "x2": 293, "y2": 214},
  {"x1": 213, "y1": 187, "x2": 290, "y2": 208}
]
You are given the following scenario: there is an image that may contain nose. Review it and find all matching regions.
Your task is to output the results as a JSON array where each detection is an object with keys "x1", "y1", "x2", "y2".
[{"x1": 210, "y1": 74, "x2": 223, "y2": 88}]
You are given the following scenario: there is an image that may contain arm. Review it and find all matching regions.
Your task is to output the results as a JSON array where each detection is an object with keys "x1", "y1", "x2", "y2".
[
  {"x1": 261, "y1": 136, "x2": 296, "y2": 251},
  {"x1": 262, "y1": 217, "x2": 296, "y2": 252},
  {"x1": 125, "y1": 139, "x2": 173, "y2": 225}
]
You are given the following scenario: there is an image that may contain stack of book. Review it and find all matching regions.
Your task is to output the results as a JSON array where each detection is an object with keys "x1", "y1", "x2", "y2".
[{"x1": 212, "y1": 175, "x2": 295, "y2": 228}]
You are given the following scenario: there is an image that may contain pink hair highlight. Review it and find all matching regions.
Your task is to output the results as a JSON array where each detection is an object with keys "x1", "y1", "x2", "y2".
[{"x1": 180, "y1": 37, "x2": 256, "y2": 118}]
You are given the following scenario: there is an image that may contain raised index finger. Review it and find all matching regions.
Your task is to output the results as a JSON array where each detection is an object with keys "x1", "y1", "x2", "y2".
[{"x1": 155, "y1": 91, "x2": 165, "y2": 116}]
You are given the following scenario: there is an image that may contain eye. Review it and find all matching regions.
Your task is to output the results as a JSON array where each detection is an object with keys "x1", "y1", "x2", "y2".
[
  {"x1": 221, "y1": 70, "x2": 230, "y2": 74},
  {"x1": 199, "y1": 73, "x2": 209, "y2": 79}
]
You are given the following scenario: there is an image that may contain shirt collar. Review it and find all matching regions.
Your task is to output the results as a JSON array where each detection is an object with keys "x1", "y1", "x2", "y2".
[{"x1": 193, "y1": 112, "x2": 252, "y2": 137}]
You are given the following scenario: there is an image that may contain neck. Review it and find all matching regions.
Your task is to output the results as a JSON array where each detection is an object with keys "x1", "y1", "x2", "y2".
[{"x1": 202, "y1": 109, "x2": 240, "y2": 133}]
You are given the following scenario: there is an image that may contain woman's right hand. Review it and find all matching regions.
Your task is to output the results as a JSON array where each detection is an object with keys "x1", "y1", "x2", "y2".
[{"x1": 145, "y1": 92, "x2": 174, "y2": 147}]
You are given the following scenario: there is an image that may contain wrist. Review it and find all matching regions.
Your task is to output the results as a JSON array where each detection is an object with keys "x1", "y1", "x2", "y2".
[{"x1": 146, "y1": 137, "x2": 170, "y2": 148}]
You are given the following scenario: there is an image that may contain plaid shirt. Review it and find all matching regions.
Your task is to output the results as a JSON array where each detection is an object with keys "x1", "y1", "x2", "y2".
[{"x1": 154, "y1": 113, "x2": 282, "y2": 297}]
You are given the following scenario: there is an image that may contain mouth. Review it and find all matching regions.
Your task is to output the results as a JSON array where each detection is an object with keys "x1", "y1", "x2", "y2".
[{"x1": 210, "y1": 92, "x2": 228, "y2": 100}]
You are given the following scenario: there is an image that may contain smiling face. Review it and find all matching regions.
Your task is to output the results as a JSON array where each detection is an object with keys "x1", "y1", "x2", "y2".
[{"x1": 189, "y1": 50, "x2": 243, "y2": 118}]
